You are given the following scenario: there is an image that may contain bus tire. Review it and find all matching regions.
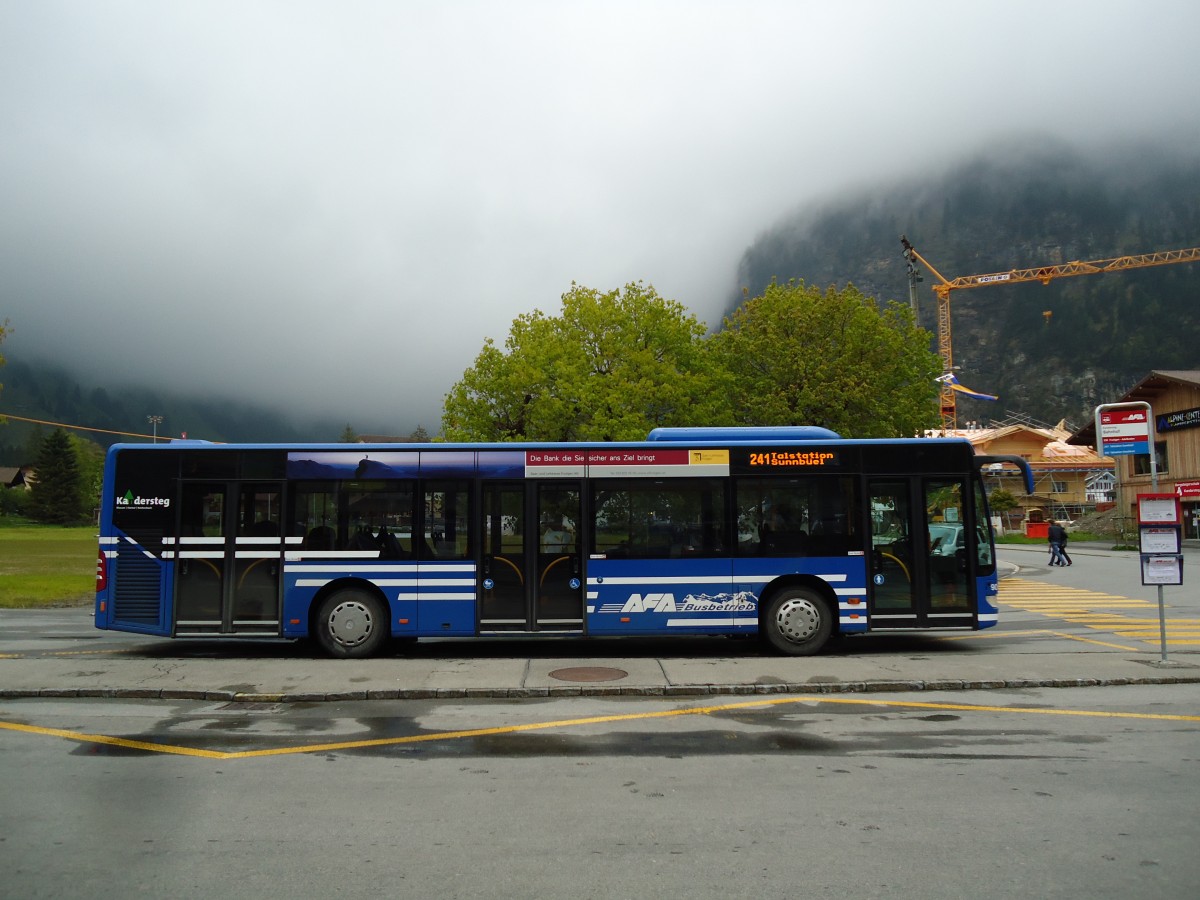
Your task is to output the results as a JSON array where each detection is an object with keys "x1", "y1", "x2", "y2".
[
  {"x1": 762, "y1": 587, "x2": 833, "y2": 656},
  {"x1": 314, "y1": 589, "x2": 389, "y2": 659}
]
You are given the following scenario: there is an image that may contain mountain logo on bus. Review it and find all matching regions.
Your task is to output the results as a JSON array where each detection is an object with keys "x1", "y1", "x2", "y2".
[
  {"x1": 116, "y1": 490, "x2": 171, "y2": 509},
  {"x1": 619, "y1": 591, "x2": 757, "y2": 613}
]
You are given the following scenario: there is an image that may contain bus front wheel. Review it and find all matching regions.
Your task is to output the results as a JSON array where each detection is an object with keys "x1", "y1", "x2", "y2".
[
  {"x1": 762, "y1": 588, "x2": 833, "y2": 656},
  {"x1": 314, "y1": 589, "x2": 388, "y2": 659}
]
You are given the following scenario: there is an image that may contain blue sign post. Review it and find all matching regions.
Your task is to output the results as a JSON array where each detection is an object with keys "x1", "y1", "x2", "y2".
[
  {"x1": 1096, "y1": 401, "x2": 1174, "y2": 663},
  {"x1": 1096, "y1": 404, "x2": 1151, "y2": 457}
]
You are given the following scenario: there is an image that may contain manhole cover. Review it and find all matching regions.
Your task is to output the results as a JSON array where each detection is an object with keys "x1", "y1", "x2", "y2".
[{"x1": 548, "y1": 666, "x2": 629, "y2": 683}]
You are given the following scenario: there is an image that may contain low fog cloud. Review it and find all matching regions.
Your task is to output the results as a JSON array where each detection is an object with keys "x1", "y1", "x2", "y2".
[{"x1": 2, "y1": 1, "x2": 1197, "y2": 434}]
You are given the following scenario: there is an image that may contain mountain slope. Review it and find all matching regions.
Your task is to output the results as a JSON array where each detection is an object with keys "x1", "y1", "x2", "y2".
[
  {"x1": 0, "y1": 355, "x2": 349, "y2": 464},
  {"x1": 733, "y1": 139, "x2": 1200, "y2": 428}
]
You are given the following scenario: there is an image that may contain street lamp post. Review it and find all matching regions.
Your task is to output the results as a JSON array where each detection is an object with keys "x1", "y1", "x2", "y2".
[{"x1": 148, "y1": 415, "x2": 163, "y2": 443}]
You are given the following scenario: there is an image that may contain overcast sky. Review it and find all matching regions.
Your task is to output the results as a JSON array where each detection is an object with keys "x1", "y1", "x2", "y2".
[{"x1": 2, "y1": 1, "x2": 1198, "y2": 436}]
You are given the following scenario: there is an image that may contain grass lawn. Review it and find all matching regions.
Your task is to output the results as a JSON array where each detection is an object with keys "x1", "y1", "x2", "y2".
[
  {"x1": 0, "y1": 521, "x2": 97, "y2": 608},
  {"x1": 996, "y1": 531, "x2": 1131, "y2": 548}
]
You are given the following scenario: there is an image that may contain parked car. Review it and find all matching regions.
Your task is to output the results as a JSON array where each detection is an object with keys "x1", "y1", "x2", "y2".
[{"x1": 927, "y1": 522, "x2": 965, "y2": 556}]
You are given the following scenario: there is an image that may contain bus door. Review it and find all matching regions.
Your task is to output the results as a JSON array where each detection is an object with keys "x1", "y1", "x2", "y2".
[
  {"x1": 480, "y1": 481, "x2": 583, "y2": 632},
  {"x1": 868, "y1": 477, "x2": 973, "y2": 628},
  {"x1": 921, "y1": 478, "x2": 973, "y2": 620},
  {"x1": 174, "y1": 481, "x2": 284, "y2": 635}
]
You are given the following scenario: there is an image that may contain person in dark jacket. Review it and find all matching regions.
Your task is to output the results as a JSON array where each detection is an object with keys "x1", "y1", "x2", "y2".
[
  {"x1": 1057, "y1": 524, "x2": 1072, "y2": 566},
  {"x1": 1047, "y1": 521, "x2": 1071, "y2": 566}
]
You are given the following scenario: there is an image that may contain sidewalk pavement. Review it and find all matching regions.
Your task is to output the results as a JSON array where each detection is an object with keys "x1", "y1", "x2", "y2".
[
  {"x1": 2, "y1": 548, "x2": 1197, "y2": 702},
  {"x1": 3, "y1": 628, "x2": 1197, "y2": 704},
  {"x1": 3, "y1": 647, "x2": 1197, "y2": 703}
]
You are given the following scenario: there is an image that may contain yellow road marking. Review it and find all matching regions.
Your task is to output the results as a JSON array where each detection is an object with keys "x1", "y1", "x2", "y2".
[
  {"x1": 1, "y1": 648, "x2": 146, "y2": 659},
  {"x1": 998, "y1": 579, "x2": 1194, "y2": 648},
  {"x1": 0, "y1": 720, "x2": 225, "y2": 758},
  {"x1": 2, "y1": 694, "x2": 1197, "y2": 760},
  {"x1": 937, "y1": 628, "x2": 1142, "y2": 650},
  {"x1": 1044, "y1": 632, "x2": 1147, "y2": 651},
  {"x1": 939, "y1": 629, "x2": 1049, "y2": 639}
]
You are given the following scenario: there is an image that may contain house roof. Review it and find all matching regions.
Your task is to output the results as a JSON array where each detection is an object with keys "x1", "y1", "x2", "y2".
[
  {"x1": 1118, "y1": 369, "x2": 1200, "y2": 402},
  {"x1": 953, "y1": 422, "x2": 1111, "y2": 469},
  {"x1": 1068, "y1": 369, "x2": 1200, "y2": 445},
  {"x1": 0, "y1": 466, "x2": 33, "y2": 488},
  {"x1": 935, "y1": 416, "x2": 1073, "y2": 444}
]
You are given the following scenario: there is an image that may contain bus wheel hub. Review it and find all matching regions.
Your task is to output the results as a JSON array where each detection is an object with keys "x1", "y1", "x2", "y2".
[
  {"x1": 329, "y1": 601, "x2": 374, "y2": 646},
  {"x1": 775, "y1": 598, "x2": 820, "y2": 642}
]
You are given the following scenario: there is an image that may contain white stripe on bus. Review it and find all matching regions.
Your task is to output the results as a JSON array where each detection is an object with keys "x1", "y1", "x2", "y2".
[
  {"x1": 287, "y1": 563, "x2": 417, "y2": 572},
  {"x1": 740, "y1": 572, "x2": 848, "y2": 583},
  {"x1": 587, "y1": 573, "x2": 849, "y2": 586}
]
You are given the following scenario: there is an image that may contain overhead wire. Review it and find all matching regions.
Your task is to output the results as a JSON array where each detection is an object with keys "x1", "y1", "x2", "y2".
[{"x1": 0, "y1": 412, "x2": 162, "y2": 441}]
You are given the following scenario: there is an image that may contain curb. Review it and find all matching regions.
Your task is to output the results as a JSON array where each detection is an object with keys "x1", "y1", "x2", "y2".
[{"x1": 4, "y1": 674, "x2": 1198, "y2": 703}]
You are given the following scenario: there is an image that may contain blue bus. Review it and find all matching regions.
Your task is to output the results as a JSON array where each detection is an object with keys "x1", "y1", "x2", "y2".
[{"x1": 94, "y1": 427, "x2": 1032, "y2": 658}]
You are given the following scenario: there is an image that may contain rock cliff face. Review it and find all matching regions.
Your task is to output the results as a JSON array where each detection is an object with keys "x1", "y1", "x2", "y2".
[{"x1": 732, "y1": 140, "x2": 1200, "y2": 430}]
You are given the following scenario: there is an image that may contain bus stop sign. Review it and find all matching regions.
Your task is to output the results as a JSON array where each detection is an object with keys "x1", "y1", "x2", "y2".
[{"x1": 1098, "y1": 407, "x2": 1150, "y2": 456}]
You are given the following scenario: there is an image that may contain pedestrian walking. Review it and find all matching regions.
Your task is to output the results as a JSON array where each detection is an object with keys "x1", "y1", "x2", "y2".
[
  {"x1": 1046, "y1": 521, "x2": 1061, "y2": 565},
  {"x1": 1047, "y1": 521, "x2": 1070, "y2": 566}
]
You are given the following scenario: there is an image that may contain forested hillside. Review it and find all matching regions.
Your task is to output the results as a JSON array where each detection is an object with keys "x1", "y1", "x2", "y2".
[
  {"x1": 0, "y1": 357, "x2": 346, "y2": 465},
  {"x1": 733, "y1": 139, "x2": 1200, "y2": 429}
]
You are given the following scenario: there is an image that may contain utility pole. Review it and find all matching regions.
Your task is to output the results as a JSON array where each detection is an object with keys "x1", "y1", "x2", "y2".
[
  {"x1": 900, "y1": 235, "x2": 923, "y2": 326},
  {"x1": 147, "y1": 415, "x2": 163, "y2": 443}
]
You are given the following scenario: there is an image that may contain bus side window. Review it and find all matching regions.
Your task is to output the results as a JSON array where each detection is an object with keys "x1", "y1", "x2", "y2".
[
  {"x1": 590, "y1": 479, "x2": 724, "y2": 559},
  {"x1": 378, "y1": 526, "x2": 407, "y2": 559},
  {"x1": 292, "y1": 482, "x2": 339, "y2": 550},
  {"x1": 304, "y1": 525, "x2": 336, "y2": 550},
  {"x1": 424, "y1": 482, "x2": 471, "y2": 560}
]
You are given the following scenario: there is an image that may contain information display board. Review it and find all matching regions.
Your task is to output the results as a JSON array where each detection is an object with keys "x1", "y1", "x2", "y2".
[
  {"x1": 1142, "y1": 555, "x2": 1184, "y2": 586},
  {"x1": 1139, "y1": 526, "x2": 1181, "y2": 554},
  {"x1": 1138, "y1": 494, "x2": 1180, "y2": 524},
  {"x1": 1137, "y1": 493, "x2": 1183, "y2": 587}
]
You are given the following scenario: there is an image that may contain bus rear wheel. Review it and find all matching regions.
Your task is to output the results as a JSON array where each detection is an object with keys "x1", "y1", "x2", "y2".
[
  {"x1": 314, "y1": 589, "x2": 388, "y2": 659},
  {"x1": 762, "y1": 588, "x2": 833, "y2": 656}
]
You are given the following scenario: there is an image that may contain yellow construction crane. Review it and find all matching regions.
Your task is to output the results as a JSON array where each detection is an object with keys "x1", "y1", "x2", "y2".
[{"x1": 900, "y1": 237, "x2": 1200, "y2": 431}]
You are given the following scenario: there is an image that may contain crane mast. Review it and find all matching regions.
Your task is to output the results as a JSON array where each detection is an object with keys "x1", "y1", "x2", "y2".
[{"x1": 900, "y1": 238, "x2": 1200, "y2": 431}]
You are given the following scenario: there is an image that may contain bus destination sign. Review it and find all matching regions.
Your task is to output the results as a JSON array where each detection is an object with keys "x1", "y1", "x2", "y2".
[{"x1": 744, "y1": 448, "x2": 839, "y2": 470}]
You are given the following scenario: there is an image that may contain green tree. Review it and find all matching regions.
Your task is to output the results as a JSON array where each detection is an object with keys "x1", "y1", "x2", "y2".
[
  {"x1": 23, "y1": 426, "x2": 46, "y2": 464},
  {"x1": 987, "y1": 487, "x2": 1019, "y2": 532},
  {"x1": 0, "y1": 483, "x2": 30, "y2": 517},
  {"x1": 339, "y1": 424, "x2": 358, "y2": 442},
  {"x1": 442, "y1": 282, "x2": 731, "y2": 441},
  {"x1": 710, "y1": 280, "x2": 940, "y2": 437},
  {"x1": 68, "y1": 433, "x2": 106, "y2": 519},
  {"x1": 28, "y1": 428, "x2": 86, "y2": 524}
]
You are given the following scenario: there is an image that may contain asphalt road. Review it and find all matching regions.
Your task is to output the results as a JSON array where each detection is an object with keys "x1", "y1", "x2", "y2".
[
  {"x1": 2, "y1": 685, "x2": 1198, "y2": 899},
  {"x1": 1, "y1": 544, "x2": 1198, "y2": 898}
]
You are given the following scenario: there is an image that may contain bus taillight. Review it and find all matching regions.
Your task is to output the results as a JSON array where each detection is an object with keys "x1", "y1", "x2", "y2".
[{"x1": 96, "y1": 551, "x2": 107, "y2": 592}]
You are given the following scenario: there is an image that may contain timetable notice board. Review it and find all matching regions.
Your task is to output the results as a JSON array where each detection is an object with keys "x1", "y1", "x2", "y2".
[{"x1": 1137, "y1": 494, "x2": 1183, "y2": 586}]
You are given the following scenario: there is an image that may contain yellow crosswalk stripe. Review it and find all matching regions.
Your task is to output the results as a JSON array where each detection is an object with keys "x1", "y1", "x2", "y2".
[{"x1": 998, "y1": 578, "x2": 1191, "y2": 647}]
